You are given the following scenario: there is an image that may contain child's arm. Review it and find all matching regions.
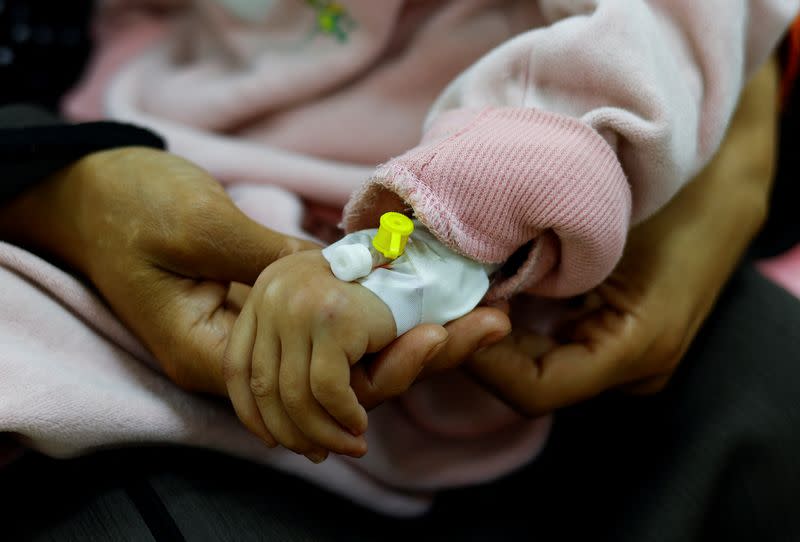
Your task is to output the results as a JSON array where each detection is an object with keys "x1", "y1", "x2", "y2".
[
  {"x1": 223, "y1": 250, "x2": 396, "y2": 462},
  {"x1": 344, "y1": 0, "x2": 799, "y2": 300}
]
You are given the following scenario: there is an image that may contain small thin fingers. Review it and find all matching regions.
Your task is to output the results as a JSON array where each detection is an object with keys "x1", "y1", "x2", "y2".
[
  {"x1": 309, "y1": 336, "x2": 369, "y2": 437},
  {"x1": 280, "y1": 335, "x2": 367, "y2": 457},
  {"x1": 223, "y1": 306, "x2": 276, "y2": 447},
  {"x1": 251, "y1": 319, "x2": 325, "y2": 461}
]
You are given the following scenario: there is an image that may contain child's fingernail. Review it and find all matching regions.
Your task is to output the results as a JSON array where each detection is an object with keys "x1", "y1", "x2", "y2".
[
  {"x1": 306, "y1": 451, "x2": 328, "y2": 464},
  {"x1": 348, "y1": 425, "x2": 366, "y2": 436},
  {"x1": 348, "y1": 410, "x2": 368, "y2": 435},
  {"x1": 350, "y1": 439, "x2": 368, "y2": 457}
]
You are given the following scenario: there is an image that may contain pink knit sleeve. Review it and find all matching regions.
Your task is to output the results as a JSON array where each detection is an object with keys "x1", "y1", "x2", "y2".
[{"x1": 344, "y1": 0, "x2": 799, "y2": 298}]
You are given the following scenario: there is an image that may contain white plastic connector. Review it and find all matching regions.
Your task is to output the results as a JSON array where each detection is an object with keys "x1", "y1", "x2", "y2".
[{"x1": 327, "y1": 243, "x2": 374, "y2": 282}]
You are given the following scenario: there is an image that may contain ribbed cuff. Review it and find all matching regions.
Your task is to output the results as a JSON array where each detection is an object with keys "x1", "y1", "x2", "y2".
[{"x1": 344, "y1": 107, "x2": 631, "y2": 298}]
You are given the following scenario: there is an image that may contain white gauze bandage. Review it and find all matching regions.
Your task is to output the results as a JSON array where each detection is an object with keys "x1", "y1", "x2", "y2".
[{"x1": 322, "y1": 224, "x2": 492, "y2": 336}]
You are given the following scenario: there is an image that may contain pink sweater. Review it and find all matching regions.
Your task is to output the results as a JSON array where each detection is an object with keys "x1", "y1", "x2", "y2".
[{"x1": 0, "y1": 0, "x2": 782, "y2": 514}]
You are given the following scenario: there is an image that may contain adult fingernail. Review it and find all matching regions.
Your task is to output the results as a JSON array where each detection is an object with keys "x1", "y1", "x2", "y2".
[
  {"x1": 306, "y1": 450, "x2": 328, "y2": 464},
  {"x1": 478, "y1": 331, "x2": 508, "y2": 350}
]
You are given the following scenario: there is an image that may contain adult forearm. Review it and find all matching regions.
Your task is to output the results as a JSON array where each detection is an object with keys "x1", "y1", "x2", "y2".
[{"x1": 0, "y1": 153, "x2": 94, "y2": 276}]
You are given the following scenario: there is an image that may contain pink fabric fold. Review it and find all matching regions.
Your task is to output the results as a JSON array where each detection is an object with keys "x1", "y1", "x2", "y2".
[
  {"x1": 343, "y1": 107, "x2": 631, "y2": 298},
  {"x1": 39, "y1": 0, "x2": 799, "y2": 514},
  {"x1": 0, "y1": 237, "x2": 549, "y2": 517}
]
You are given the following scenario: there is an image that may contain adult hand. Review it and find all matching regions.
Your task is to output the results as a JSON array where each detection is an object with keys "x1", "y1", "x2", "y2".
[
  {"x1": 0, "y1": 145, "x2": 510, "y2": 423},
  {"x1": 465, "y1": 57, "x2": 781, "y2": 416},
  {"x1": 0, "y1": 147, "x2": 317, "y2": 392},
  {"x1": 350, "y1": 308, "x2": 511, "y2": 410}
]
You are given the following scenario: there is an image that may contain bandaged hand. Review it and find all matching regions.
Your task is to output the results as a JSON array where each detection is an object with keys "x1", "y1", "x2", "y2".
[{"x1": 322, "y1": 219, "x2": 493, "y2": 336}]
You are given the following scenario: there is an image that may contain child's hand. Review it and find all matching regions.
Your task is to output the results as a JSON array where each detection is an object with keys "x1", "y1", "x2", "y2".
[{"x1": 224, "y1": 250, "x2": 396, "y2": 463}]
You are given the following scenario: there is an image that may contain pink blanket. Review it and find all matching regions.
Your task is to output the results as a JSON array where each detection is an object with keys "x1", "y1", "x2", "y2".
[
  {"x1": 0, "y1": 239, "x2": 549, "y2": 515},
  {"x1": 4, "y1": 0, "x2": 794, "y2": 516}
]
